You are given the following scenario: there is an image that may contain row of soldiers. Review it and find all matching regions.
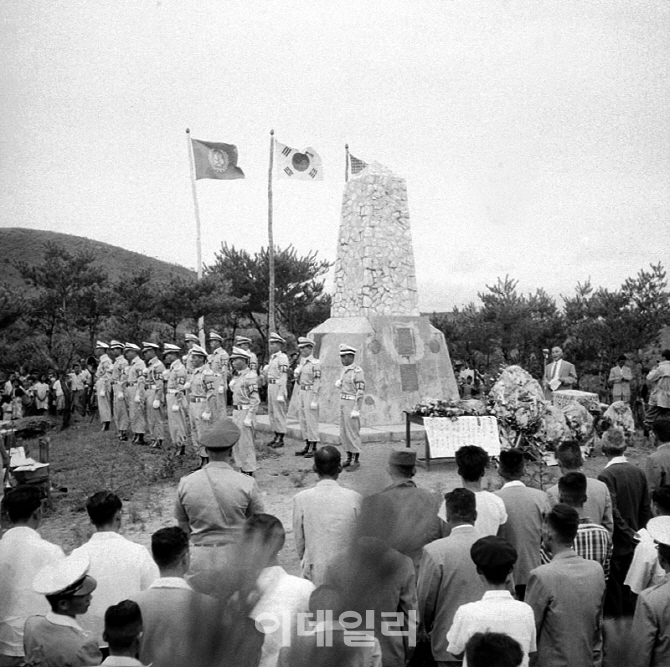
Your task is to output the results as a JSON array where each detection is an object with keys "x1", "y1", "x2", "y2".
[{"x1": 91, "y1": 333, "x2": 367, "y2": 474}]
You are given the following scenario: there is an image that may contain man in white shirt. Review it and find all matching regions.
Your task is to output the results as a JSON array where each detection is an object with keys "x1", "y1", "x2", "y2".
[
  {"x1": 292, "y1": 445, "x2": 362, "y2": 586},
  {"x1": 246, "y1": 514, "x2": 314, "y2": 667},
  {"x1": 71, "y1": 492, "x2": 158, "y2": 647},
  {"x1": 438, "y1": 445, "x2": 507, "y2": 537},
  {"x1": 0, "y1": 486, "x2": 65, "y2": 666},
  {"x1": 447, "y1": 536, "x2": 536, "y2": 667}
]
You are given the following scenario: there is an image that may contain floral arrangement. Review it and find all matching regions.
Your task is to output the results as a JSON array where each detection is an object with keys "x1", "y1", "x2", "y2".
[
  {"x1": 603, "y1": 401, "x2": 635, "y2": 435},
  {"x1": 563, "y1": 402, "x2": 594, "y2": 443},
  {"x1": 410, "y1": 398, "x2": 488, "y2": 419}
]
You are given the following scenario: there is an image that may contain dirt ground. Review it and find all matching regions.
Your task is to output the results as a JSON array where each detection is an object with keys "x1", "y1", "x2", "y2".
[{"x1": 12, "y1": 420, "x2": 653, "y2": 578}]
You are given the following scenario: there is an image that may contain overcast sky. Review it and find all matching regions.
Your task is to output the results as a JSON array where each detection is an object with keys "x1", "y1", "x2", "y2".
[{"x1": 1, "y1": 0, "x2": 669, "y2": 311}]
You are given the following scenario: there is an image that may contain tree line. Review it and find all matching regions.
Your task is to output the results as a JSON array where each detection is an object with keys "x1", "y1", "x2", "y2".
[
  {"x1": 431, "y1": 264, "x2": 670, "y2": 394},
  {"x1": 0, "y1": 241, "x2": 331, "y2": 373}
]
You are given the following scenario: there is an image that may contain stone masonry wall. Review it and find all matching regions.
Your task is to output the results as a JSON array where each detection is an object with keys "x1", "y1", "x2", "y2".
[{"x1": 331, "y1": 162, "x2": 420, "y2": 317}]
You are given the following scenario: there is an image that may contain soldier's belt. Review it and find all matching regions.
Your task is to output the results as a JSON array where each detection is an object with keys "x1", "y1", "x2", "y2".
[
  {"x1": 340, "y1": 393, "x2": 356, "y2": 400},
  {"x1": 268, "y1": 378, "x2": 277, "y2": 384},
  {"x1": 190, "y1": 397, "x2": 207, "y2": 403},
  {"x1": 126, "y1": 382, "x2": 138, "y2": 387},
  {"x1": 300, "y1": 384, "x2": 314, "y2": 390},
  {"x1": 146, "y1": 384, "x2": 157, "y2": 389},
  {"x1": 233, "y1": 405, "x2": 249, "y2": 410},
  {"x1": 167, "y1": 389, "x2": 179, "y2": 394}
]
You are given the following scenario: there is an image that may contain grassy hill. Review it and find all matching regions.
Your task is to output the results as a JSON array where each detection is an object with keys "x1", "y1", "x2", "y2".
[{"x1": 0, "y1": 227, "x2": 195, "y2": 288}]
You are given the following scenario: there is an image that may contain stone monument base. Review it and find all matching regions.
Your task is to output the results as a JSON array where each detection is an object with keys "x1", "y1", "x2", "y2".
[{"x1": 287, "y1": 315, "x2": 459, "y2": 428}]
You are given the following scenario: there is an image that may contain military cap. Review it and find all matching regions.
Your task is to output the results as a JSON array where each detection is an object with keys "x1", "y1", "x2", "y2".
[
  {"x1": 339, "y1": 343, "x2": 357, "y2": 356},
  {"x1": 33, "y1": 554, "x2": 97, "y2": 597},
  {"x1": 184, "y1": 333, "x2": 199, "y2": 343},
  {"x1": 124, "y1": 343, "x2": 140, "y2": 352},
  {"x1": 200, "y1": 417, "x2": 241, "y2": 451},
  {"x1": 230, "y1": 346, "x2": 251, "y2": 361},
  {"x1": 389, "y1": 448, "x2": 416, "y2": 467},
  {"x1": 647, "y1": 516, "x2": 670, "y2": 547},
  {"x1": 95, "y1": 341, "x2": 109, "y2": 350},
  {"x1": 235, "y1": 336, "x2": 252, "y2": 345},
  {"x1": 163, "y1": 343, "x2": 181, "y2": 355},
  {"x1": 470, "y1": 536, "x2": 518, "y2": 570},
  {"x1": 208, "y1": 331, "x2": 223, "y2": 341},
  {"x1": 190, "y1": 344, "x2": 208, "y2": 358},
  {"x1": 269, "y1": 332, "x2": 286, "y2": 345},
  {"x1": 141, "y1": 342, "x2": 160, "y2": 352},
  {"x1": 109, "y1": 340, "x2": 124, "y2": 349},
  {"x1": 297, "y1": 337, "x2": 315, "y2": 348}
]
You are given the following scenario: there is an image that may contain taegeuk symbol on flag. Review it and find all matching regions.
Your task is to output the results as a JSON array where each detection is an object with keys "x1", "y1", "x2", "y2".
[{"x1": 274, "y1": 140, "x2": 323, "y2": 181}]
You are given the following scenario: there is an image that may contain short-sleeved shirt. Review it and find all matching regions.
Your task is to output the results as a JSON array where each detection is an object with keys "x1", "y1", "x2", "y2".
[
  {"x1": 447, "y1": 590, "x2": 536, "y2": 667},
  {"x1": 438, "y1": 490, "x2": 507, "y2": 537},
  {"x1": 175, "y1": 461, "x2": 265, "y2": 545}
]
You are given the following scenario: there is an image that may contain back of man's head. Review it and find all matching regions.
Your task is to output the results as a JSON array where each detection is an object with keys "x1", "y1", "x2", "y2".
[
  {"x1": 662, "y1": 349, "x2": 670, "y2": 361},
  {"x1": 151, "y1": 526, "x2": 189, "y2": 570},
  {"x1": 652, "y1": 420, "x2": 670, "y2": 444},
  {"x1": 314, "y1": 445, "x2": 341, "y2": 477},
  {"x1": 602, "y1": 429, "x2": 626, "y2": 457},
  {"x1": 86, "y1": 491, "x2": 122, "y2": 527},
  {"x1": 103, "y1": 600, "x2": 143, "y2": 655},
  {"x1": 651, "y1": 486, "x2": 670, "y2": 516},
  {"x1": 555, "y1": 440, "x2": 583, "y2": 470},
  {"x1": 5, "y1": 485, "x2": 41, "y2": 524},
  {"x1": 546, "y1": 504, "x2": 580, "y2": 545},
  {"x1": 465, "y1": 632, "x2": 524, "y2": 667},
  {"x1": 558, "y1": 471, "x2": 587, "y2": 508},
  {"x1": 498, "y1": 449, "x2": 524, "y2": 480},
  {"x1": 455, "y1": 445, "x2": 489, "y2": 482},
  {"x1": 244, "y1": 513, "x2": 286, "y2": 557},
  {"x1": 445, "y1": 488, "x2": 477, "y2": 525}
]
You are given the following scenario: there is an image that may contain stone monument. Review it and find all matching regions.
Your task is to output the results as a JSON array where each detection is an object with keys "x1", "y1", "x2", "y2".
[{"x1": 294, "y1": 162, "x2": 459, "y2": 428}]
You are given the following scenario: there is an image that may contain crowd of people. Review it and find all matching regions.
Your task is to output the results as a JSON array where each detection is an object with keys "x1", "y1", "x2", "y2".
[{"x1": 2, "y1": 410, "x2": 670, "y2": 666}]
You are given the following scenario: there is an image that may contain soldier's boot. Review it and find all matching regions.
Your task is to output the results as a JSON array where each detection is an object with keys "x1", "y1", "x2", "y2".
[
  {"x1": 151, "y1": 439, "x2": 163, "y2": 450},
  {"x1": 341, "y1": 452, "x2": 353, "y2": 468},
  {"x1": 101, "y1": 422, "x2": 110, "y2": 432},
  {"x1": 267, "y1": 433, "x2": 279, "y2": 447},
  {"x1": 271, "y1": 433, "x2": 285, "y2": 449},
  {"x1": 348, "y1": 453, "x2": 361, "y2": 471},
  {"x1": 131, "y1": 433, "x2": 138, "y2": 444},
  {"x1": 136, "y1": 433, "x2": 147, "y2": 446},
  {"x1": 303, "y1": 442, "x2": 317, "y2": 458},
  {"x1": 295, "y1": 440, "x2": 310, "y2": 456},
  {"x1": 119, "y1": 430, "x2": 128, "y2": 441}
]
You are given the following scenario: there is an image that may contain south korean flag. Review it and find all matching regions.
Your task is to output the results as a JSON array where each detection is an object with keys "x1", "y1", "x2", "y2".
[{"x1": 274, "y1": 140, "x2": 323, "y2": 181}]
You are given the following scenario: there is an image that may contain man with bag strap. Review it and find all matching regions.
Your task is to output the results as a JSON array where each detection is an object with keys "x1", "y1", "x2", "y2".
[
  {"x1": 163, "y1": 344, "x2": 189, "y2": 457},
  {"x1": 265, "y1": 332, "x2": 289, "y2": 450},
  {"x1": 175, "y1": 417, "x2": 264, "y2": 582},
  {"x1": 94, "y1": 341, "x2": 113, "y2": 432},
  {"x1": 229, "y1": 347, "x2": 260, "y2": 476},
  {"x1": 141, "y1": 342, "x2": 166, "y2": 450},
  {"x1": 336, "y1": 343, "x2": 366, "y2": 470},
  {"x1": 208, "y1": 331, "x2": 230, "y2": 419},
  {"x1": 293, "y1": 337, "x2": 322, "y2": 458},
  {"x1": 110, "y1": 341, "x2": 129, "y2": 441}
]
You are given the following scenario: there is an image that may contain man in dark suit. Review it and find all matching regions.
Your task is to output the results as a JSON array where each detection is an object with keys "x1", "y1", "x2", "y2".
[
  {"x1": 645, "y1": 420, "x2": 670, "y2": 494},
  {"x1": 598, "y1": 429, "x2": 652, "y2": 618}
]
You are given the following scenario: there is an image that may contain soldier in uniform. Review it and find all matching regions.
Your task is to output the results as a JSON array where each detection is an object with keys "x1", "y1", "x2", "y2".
[
  {"x1": 183, "y1": 333, "x2": 199, "y2": 373},
  {"x1": 208, "y1": 331, "x2": 230, "y2": 418},
  {"x1": 174, "y1": 417, "x2": 264, "y2": 583},
  {"x1": 336, "y1": 343, "x2": 365, "y2": 470},
  {"x1": 93, "y1": 341, "x2": 113, "y2": 432},
  {"x1": 187, "y1": 344, "x2": 217, "y2": 469},
  {"x1": 124, "y1": 343, "x2": 147, "y2": 445},
  {"x1": 294, "y1": 337, "x2": 321, "y2": 458},
  {"x1": 229, "y1": 347, "x2": 260, "y2": 476},
  {"x1": 142, "y1": 342, "x2": 166, "y2": 450},
  {"x1": 265, "y1": 332, "x2": 289, "y2": 449},
  {"x1": 234, "y1": 336, "x2": 258, "y2": 373},
  {"x1": 109, "y1": 340, "x2": 129, "y2": 441},
  {"x1": 163, "y1": 343, "x2": 189, "y2": 456}
]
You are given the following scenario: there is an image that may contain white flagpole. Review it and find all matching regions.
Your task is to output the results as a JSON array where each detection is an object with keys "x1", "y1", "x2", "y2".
[
  {"x1": 268, "y1": 130, "x2": 276, "y2": 345},
  {"x1": 186, "y1": 128, "x2": 206, "y2": 347}
]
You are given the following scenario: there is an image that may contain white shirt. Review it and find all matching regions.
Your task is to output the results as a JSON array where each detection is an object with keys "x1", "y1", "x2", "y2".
[
  {"x1": 446, "y1": 590, "x2": 537, "y2": 667},
  {"x1": 101, "y1": 657, "x2": 147, "y2": 666},
  {"x1": 438, "y1": 490, "x2": 507, "y2": 537},
  {"x1": 605, "y1": 455, "x2": 628, "y2": 468},
  {"x1": 251, "y1": 566, "x2": 315, "y2": 667},
  {"x1": 624, "y1": 527, "x2": 667, "y2": 595},
  {"x1": 71, "y1": 532, "x2": 158, "y2": 646},
  {"x1": 0, "y1": 526, "x2": 65, "y2": 657}
]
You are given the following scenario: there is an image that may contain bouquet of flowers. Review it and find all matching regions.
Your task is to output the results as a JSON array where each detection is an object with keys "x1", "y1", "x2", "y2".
[
  {"x1": 562, "y1": 402, "x2": 594, "y2": 443},
  {"x1": 409, "y1": 398, "x2": 488, "y2": 420},
  {"x1": 603, "y1": 401, "x2": 635, "y2": 435},
  {"x1": 536, "y1": 405, "x2": 571, "y2": 448}
]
